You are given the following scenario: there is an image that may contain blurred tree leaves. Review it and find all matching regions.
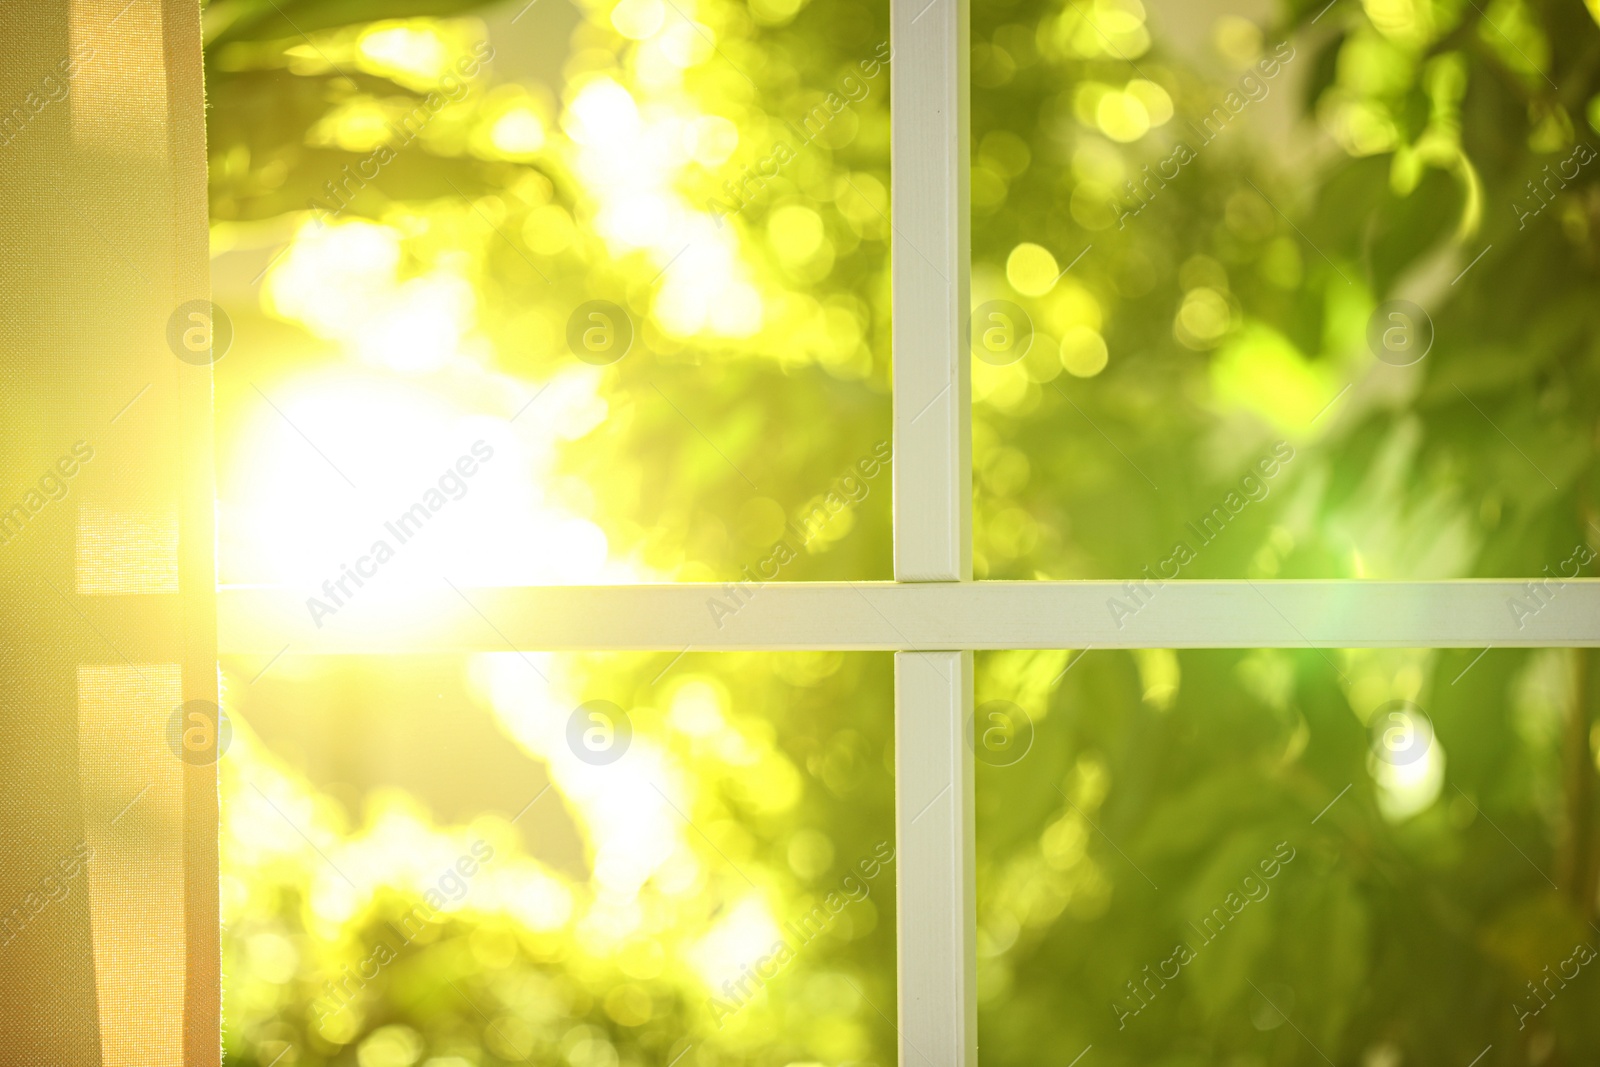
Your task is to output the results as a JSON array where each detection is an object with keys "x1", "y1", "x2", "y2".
[
  {"x1": 205, "y1": 0, "x2": 493, "y2": 46},
  {"x1": 209, "y1": 0, "x2": 1600, "y2": 1063}
]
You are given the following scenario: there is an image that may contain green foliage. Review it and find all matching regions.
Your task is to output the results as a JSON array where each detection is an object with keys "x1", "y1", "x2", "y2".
[{"x1": 210, "y1": 0, "x2": 1600, "y2": 1063}]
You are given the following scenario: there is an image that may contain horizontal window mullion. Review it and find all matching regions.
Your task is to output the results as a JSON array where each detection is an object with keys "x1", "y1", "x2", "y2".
[{"x1": 217, "y1": 580, "x2": 1600, "y2": 653}]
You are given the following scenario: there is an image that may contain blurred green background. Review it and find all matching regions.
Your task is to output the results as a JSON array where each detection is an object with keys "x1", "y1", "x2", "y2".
[{"x1": 206, "y1": 0, "x2": 1600, "y2": 1063}]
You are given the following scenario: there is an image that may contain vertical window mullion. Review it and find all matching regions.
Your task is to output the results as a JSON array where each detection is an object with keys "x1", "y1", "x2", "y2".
[
  {"x1": 892, "y1": 0, "x2": 971, "y2": 585},
  {"x1": 894, "y1": 649, "x2": 977, "y2": 1064},
  {"x1": 891, "y1": 0, "x2": 976, "y2": 1057}
]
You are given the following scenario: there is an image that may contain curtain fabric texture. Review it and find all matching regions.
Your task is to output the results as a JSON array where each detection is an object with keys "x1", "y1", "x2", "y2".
[{"x1": 0, "y1": 0, "x2": 218, "y2": 1063}]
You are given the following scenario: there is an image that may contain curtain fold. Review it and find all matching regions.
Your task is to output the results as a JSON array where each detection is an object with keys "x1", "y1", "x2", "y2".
[{"x1": 0, "y1": 0, "x2": 218, "y2": 1062}]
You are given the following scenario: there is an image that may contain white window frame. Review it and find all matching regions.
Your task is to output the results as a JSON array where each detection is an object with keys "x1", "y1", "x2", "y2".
[{"x1": 218, "y1": 1, "x2": 1600, "y2": 1061}]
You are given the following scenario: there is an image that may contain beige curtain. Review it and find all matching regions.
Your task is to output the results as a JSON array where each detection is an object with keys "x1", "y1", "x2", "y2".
[{"x1": 0, "y1": 0, "x2": 218, "y2": 1063}]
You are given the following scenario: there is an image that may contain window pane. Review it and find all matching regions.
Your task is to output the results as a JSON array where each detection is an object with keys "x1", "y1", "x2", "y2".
[
  {"x1": 220, "y1": 650, "x2": 895, "y2": 1065},
  {"x1": 971, "y1": 0, "x2": 1598, "y2": 583},
  {"x1": 208, "y1": 0, "x2": 893, "y2": 591},
  {"x1": 975, "y1": 646, "x2": 1598, "y2": 1062}
]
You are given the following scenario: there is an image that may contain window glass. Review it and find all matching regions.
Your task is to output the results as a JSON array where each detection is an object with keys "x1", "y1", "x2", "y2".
[
  {"x1": 209, "y1": 0, "x2": 893, "y2": 593},
  {"x1": 975, "y1": 645, "x2": 1598, "y2": 1062},
  {"x1": 221, "y1": 651, "x2": 896, "y2": 1065},
  {"x1": 971, "y1": 0, "x2": 1598, "y2": 585}
]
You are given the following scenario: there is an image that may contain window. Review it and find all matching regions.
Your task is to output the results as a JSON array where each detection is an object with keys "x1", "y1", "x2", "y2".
[
  {"x1": 12, "y1": 0, "x2": 1598, "y2": 1061},
  {"x1": 212, "y1": 1, "x2": 1600, "y2": 1063}
]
